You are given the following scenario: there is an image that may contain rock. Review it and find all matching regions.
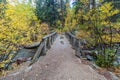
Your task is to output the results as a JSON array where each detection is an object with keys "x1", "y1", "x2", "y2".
[
  {"x1": 80, "y1": 39, "x2": 87, "y2": 45},
  {"x1": 27, "y1": 57, "x2": 32, "y2": 61},
  {"x1": 113, "y1": 61, "x2": 119, "y2": 67},
  {"x1": 25, "y1": 66, "x2": 32, "y2": 72},
  {"x1": 94, "y1": 50, "x2": 99, "y2": 55},
  {"x1": 16, "y1": 57, "x2": 27, "y2": 65},
  {"x1": 86, "y1": 55, "x2": 94, "y2": 61},
  {"x1": 60, "y1": 36, "x2": 64, "y2": 39},
  {"x1": 13, "y1": 49, "x2": 35, "y2": 62},
  {"x1": 113, "y1": 54, "x2": 120, "y2": 66},
  {"x1": 117, "y1": 47, "x2": 120, "y2": 54},
  {"x1": 109, "y1": 72, "x2": 119, "y2": 80}
]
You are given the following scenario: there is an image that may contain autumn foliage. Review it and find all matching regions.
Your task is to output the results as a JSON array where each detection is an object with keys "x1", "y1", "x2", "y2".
[
  {"x1": 0, "y1": 1, "x2": 42, "y2": 70},
  {"x1": 64, "y1": 0, "x2": 120, "y2": 68}
]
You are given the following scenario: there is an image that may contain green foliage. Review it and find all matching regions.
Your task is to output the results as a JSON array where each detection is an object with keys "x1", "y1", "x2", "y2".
[
  {"x1": 0, "y1": 0, "x2": 6, "y2": 3},
  {"x1": 96, "y1": 49, "x2": 116, "y2": 68},
  {"x1": 36, "y1": 0, "x2": 67, "y2": 28},
  {"x1": 64, "y1": 0, "x2": 120, "y2": 68},
  {"x1": 36, "y1": 0, "x2": 59, "y2": 27}
]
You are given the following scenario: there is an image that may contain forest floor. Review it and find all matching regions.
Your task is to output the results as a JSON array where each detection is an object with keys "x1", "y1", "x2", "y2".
[{"x1": 1, "y1": 35, "x2": 107, "y2": 80}]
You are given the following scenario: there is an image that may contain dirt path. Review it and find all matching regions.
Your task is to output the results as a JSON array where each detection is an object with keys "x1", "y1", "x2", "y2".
[{"x1": 1, "y1": 35, "x2": 107, "y2": 80}]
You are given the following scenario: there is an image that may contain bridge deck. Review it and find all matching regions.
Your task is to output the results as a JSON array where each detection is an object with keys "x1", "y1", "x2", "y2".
[{"x1": 2, "y1": 35, "x2": 106, "y2": 80}]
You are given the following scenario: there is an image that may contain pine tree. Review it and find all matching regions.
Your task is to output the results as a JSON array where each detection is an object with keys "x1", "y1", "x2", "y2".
[{"x1": 36, "y1": 0, "x2": 59, "y2": 27}]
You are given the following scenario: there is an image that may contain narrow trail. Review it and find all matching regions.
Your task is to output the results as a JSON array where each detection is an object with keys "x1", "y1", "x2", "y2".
[{"x1": 2, "y1": 35, "x2": 107, "y2": 80}]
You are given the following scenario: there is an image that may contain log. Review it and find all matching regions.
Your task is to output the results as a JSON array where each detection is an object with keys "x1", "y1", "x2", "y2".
[{"x1": 24, "y1": 42, "x2": 40, "y2": 49}]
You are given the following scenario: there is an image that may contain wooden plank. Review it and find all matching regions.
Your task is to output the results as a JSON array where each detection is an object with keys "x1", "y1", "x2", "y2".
[
  {"x1": 29, "y1": 32, "x2": 57, "y2": 65},
  {"x1": 43, "y1": 32, "x2": 56, "y2": 40},
  {"x1": 41, "y1": 38, "x2": 47, "y2": 56},
  {"x1": 66, "y1": 33, "x2": 84, "y2": 58},
  {"x1": 30, "y1": 41, "x2": 44, "y2": 65},
  {"x1": 75, "y1": 39, "x2": 82, "y2": 58},
  {"x1": 48, "y1": 36, "x2": 51, "y2": 48}
]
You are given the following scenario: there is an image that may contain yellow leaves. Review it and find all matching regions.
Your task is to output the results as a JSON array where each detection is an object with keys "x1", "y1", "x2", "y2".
[
  {"x1": 97, "y1": 0, "x2": 104, "y2": 3},
  {"x1": 64, "y1": 0, "x2": 120, "y2": 48},
  {"x1": 71, "y1": 19, "x2": 77, "y2": 29},
  {"x1": 100, "y1": 3, "x2": 113, "y2": 13},
  {"x1": 0, "y1": 3, "x2": 42, "y2": 64},
  {"x1": 0, "y1": 62, "x2": 5, "y2": 68},
  {"x1": 64, "y1": 7, "x2": 76, "y2": 31},
  {"x1": 40, "y1": 23, "x2": 49, "y2": 35},
  {"x1": 112, "y1": 23, "x2": 120, "y2": 30},
  {"x1": 99, "y1": 2, "x2": 119, "y2": 18},
  {"x1": 80, "y1": 0, "x2": 89, "y2": 4},
  {"x1": 76, "y1": 30, "x2": 90, "y2": 39},
  {"x1": 101, "y1": 21, "x2": 109, "y2": 25},
  {"x1": 111, "y1": 9, "x2": 119, "y2": 16},
  {"x1": 102, "y1": 34, "x2": 120, "y2": 43}
]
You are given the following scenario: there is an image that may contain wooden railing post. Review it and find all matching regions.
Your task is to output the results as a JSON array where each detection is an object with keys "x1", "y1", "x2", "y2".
[
  {"x1": 42, "y1": 38, "x2": 47, "y2": 56},
  {"x1": 70, "y1": 36, "x2": 72, "y2": 44},
  {"x1": 55, "y1": 33, "x2": 57, "y2": 40},
  {"x1": 51, "y1": 36, "x2": 53, "y2": 45},
  {"x1": 53, "y1": 34, "x2": 55, "y2": 41},
  {"x1": 72, "y1": 38, "x2": 76, "y2": 48},
  {"x1": 48, "y1": 36, "x2": 51, "y2": 49},
  {"x1": 66, "y1": 32, "x2": 84, "y2": 58},
  {"x1": 75, "y1": 39, "x2": 82, "y2": 58}
]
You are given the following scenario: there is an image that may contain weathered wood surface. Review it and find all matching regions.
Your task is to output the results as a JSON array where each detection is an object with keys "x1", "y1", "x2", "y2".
[
  {"x1": 66, "y1": 33, "x2": 83, "y2": 58},
  {"x1": 1, "y1": 35, "x2": 107, "y2": 80},
  {"x1": 30, "y1": 32, "x2": 57, "y2": 65},
  {"x1": 24, "y1": 42, "x2": 40, "y2": 49},
  {"x1": 30, "y1": 42, "x2": 44, "y2": 65}
]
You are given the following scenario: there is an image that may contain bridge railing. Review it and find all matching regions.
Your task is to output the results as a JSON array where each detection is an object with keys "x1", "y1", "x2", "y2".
[
  {"x1": 30, "y1": 32, "x2": 57, "y2": 65},
  {"x1": 66, "y1": 33, "x2": 84, "y2": 58}
]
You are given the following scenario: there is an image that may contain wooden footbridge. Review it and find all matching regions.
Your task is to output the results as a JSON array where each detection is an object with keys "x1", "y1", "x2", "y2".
[{"x1": 1, "y1": 32, "x2": 107, "y2": 80}]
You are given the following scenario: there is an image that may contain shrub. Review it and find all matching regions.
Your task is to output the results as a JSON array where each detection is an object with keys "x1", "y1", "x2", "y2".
[{"x1": 96, "y1": 49, "x2": 117, "y2": 68}]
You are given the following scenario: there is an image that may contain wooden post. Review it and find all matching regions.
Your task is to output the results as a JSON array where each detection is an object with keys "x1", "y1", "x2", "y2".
[
  {"x1": 72, "y1": 38, "x2": 76, "y2": 48},
  {"x1": 52, "y1": 35, "x2": 54, "y2": 42},
  {"x1": 30, "y1": 42, "x2": 44, "y2": 65},
  {"x1": 51, "y1": 36, "x2": 53, "y2": 45},
  {"x1": 42, "y1": 38, "x2": 47, "y2": 56},
  {"x1": 70, "y1": 36, "x2": 71, "y2": 43},
  {"x1": 48, "y1": 36, "x2": 51, "y2": 49},
  {"x1": 75, "y1": 39, "x2": 82, "y2": 58},
  {"x1": 72, "y1": 37, "x2": 74, "y2": 46},
  {"x1": 55, "y1": 33, "x2": 57, "y2": 39}
]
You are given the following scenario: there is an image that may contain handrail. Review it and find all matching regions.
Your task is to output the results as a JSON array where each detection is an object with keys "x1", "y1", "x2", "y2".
[
  {"x1": 43, "y1": 32, "x2": 56, "y2": 39},
  {"x1": 30, "y1": 32, "x2": 57, "y2": 65},
  {"x1": 66, "y1": 32, "x2": 83, "y2": 58}
]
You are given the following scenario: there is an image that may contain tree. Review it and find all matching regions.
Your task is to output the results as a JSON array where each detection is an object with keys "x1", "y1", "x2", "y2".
[
  {"x1": 0, "y1": 1, "x2": 42, "y2": 71},
  {"x1": 0, "y1": 0, "x2": 6, "y2": 3},
  {"x1": 105, "y1": 0, "x2": 120, "y2": 20},
  {"x1": 36, "y1": 0, "x2": 59, "y2": 28},
  {"x1": 64, "y1": 0, "x2": 120, "y2": 68}
]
